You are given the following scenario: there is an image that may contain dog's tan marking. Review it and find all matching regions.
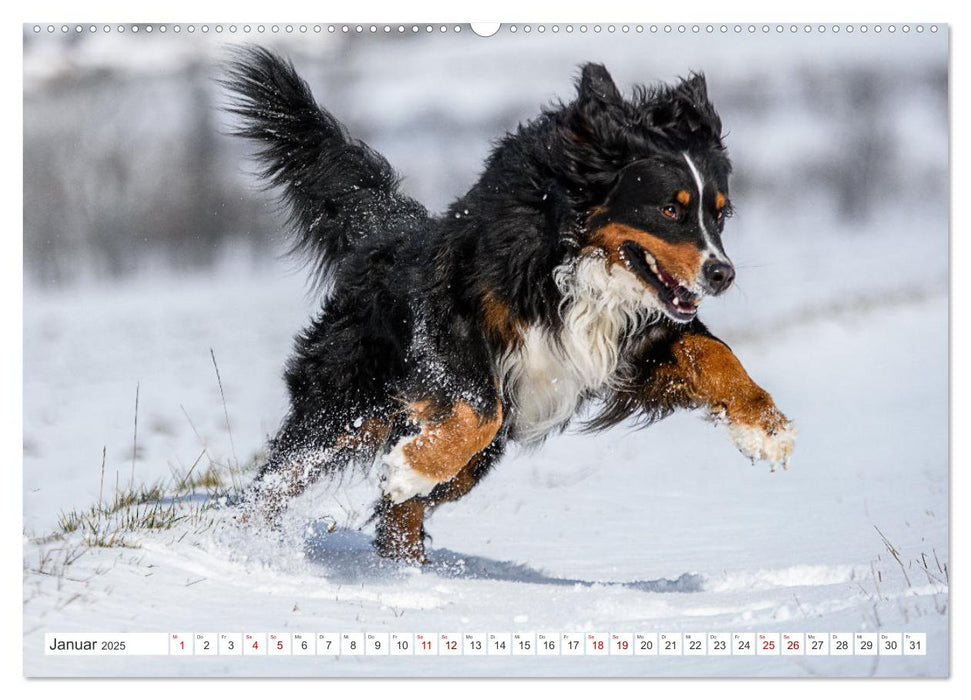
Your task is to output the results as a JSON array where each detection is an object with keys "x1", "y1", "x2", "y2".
[
  {"x1": 480, "y1": 290, "x2": 524, "y2": 346},
  {"x1": 651, "y1": 333, "x2": 793, "y2": 442},
  {"x1": 590, "y1": 222, "x2": 704, "y2": 285},
  {"x1": 401, "y1": 400, "x2": 503, "y2": 483},
  {"x1": 375, "y1": 450, "x2": 494, "y2": 563},
  {"x1": 427, "y1": 453, "x2": 487, "y2": 506},
  {"x1": 676, "y1": 189, "x2": 691, "y2": 206},
  {"x1": 715, "y1": 191, "x2": 727, "y2": 210}
]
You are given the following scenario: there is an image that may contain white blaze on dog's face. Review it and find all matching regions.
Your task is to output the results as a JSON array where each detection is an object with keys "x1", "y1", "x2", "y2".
[{"x1": 586, "y1": 153, "x2": 735, "y2": 323}]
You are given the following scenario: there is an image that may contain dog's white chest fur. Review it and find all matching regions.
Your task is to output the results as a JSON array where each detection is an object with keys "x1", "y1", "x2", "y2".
[{"x1": 499, "y1": 255, "x2": 656, "y2": 444}]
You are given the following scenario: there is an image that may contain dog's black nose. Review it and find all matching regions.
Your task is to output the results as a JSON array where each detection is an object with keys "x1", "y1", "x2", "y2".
[{"x1": 702, "y1": 259, "x2": 735, "y2": 295}]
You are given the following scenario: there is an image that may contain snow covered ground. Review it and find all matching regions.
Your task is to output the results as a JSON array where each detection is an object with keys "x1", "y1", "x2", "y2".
[
  {"x1": 22, "y1": 209, "x2": 948, "y2": 677},
  {"x1": 21, "y1": 25, "x2": 948, "y2": 678}
]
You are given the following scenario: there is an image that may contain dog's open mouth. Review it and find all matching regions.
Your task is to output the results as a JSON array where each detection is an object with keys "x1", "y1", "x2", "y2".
[{"x1": 620, "y1": 241, "x2": 701, "y2": 321}]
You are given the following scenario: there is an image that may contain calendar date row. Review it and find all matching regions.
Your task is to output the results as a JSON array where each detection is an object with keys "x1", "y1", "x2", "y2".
[{"x1": 45, "y1": 632, "x2": 927, "y2": 657}]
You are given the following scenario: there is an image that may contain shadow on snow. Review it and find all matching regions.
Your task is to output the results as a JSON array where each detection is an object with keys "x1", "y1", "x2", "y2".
[{"x1": 302, "y1": 521, "x2": 704, "y2": 593}]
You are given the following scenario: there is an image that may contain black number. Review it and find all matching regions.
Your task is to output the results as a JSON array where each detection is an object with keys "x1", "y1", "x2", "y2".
[
  {"x1": 713, "y1": 640, "x2": 726, "y2": 651},
  {"x1": 836, "y1": 640, "x2": 848, "y2": 650}
]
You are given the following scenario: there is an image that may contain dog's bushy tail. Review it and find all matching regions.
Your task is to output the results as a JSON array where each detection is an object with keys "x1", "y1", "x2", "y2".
[{"x1": 223, "y1": 46, "x2": 427, "y2": 284}]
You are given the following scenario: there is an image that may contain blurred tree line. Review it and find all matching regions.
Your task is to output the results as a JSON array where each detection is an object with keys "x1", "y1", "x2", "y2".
[
  {"x1": 24, "y1": 57, "x2": 276, "y2": 285},
  {"x1": 23, "y1": 30, "x2": 947, "y2": 286}
]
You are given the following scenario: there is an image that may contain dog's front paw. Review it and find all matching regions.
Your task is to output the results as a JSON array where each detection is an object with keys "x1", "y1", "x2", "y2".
[{"x1": 726, "y1": 405, "x2": 796, "y2": 471}]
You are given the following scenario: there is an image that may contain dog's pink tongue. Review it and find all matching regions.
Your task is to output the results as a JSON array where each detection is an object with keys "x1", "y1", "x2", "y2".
[
  {"x1": 657, "y1": 267, "x2": 679, "y2": 288},
  {"x1": 658, "y1": 268, "x2": 696, "y2": 304}
]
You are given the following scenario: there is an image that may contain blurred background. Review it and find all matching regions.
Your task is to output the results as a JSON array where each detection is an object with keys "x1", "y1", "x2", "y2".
[
  {"x1": 22, "y1": 25, "x2": 948, "y2": 534},
  {"x1": 23, "y1": 25, "x2": 947, "y2": 287}
]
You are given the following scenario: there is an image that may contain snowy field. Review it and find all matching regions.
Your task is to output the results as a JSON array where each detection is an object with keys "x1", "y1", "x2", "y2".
[
  {"x1": 22, "y1": 27, "x2": 948, "y2": 678},
  {"x1": 22, "y1": 222, "x2": 948, "y2": 677}
]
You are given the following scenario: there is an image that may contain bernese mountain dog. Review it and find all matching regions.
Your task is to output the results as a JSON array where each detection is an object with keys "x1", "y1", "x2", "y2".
[{"x1": 225, "y1": 47, "x2": 796, "y2": 563}]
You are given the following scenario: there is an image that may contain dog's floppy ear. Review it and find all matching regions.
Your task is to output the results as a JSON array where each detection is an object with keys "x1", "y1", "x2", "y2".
[{"x1": 577, "y1": 63, "x2": 622, "y2": 105}]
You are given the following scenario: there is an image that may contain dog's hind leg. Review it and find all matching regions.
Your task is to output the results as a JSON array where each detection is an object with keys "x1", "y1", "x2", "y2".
[
  {"x1": 373, "y1": 497, "x2": 427, "y2": 563},
  {"x1": 242, "y1": 452, "x2": 333, "y2": 525},
  {"x1": 425, "y1": 439, "x2": 503, "y2": 509},
  {"x1": 373, "y1": 400, "x2": 503, "y2": 562},
  {"x1": 373, "y1": 439, "x2": 504, "y2": 563},
  {"x1": 381, "y1": 400, "x2": 503, "y2": 505},
  {"x1": 241, "y1": 415, "x2": 391, "y2": 526}
]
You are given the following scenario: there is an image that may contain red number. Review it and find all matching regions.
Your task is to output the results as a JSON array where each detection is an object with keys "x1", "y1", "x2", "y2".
[
  {"x1": 252, "y1": 641, "x2": 258, "y2": 650},
  {"x1": 762, "y1": 640, "x2": 775, "y2": 650}
]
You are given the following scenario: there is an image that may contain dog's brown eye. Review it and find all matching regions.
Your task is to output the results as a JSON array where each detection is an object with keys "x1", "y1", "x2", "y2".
[{"x1": 659, "y1": 204, "x2": 682, "y2": 220}]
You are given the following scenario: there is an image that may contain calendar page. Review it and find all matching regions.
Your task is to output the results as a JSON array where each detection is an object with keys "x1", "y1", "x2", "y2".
[{"x1": 22, "y1": 21, "x2": 948, "y2": 678}]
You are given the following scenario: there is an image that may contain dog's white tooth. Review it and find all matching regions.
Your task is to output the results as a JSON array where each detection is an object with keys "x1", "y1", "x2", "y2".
[{"x1": 643, "y1": 251, "x2": 655, "y2": 264}]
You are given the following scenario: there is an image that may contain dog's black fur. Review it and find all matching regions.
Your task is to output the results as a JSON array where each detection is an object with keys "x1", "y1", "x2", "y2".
[{"x1": 225, "y1": 47, "x2": 792, "y2": 562}]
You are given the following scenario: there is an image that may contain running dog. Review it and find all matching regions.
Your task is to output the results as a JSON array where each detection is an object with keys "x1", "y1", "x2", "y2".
[{"x1": 225, "y1": 47, "x2": 795, "y2": 563}]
